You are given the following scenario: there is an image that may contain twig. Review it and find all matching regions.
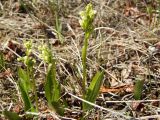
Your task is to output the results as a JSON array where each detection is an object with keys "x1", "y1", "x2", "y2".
[
  {"x1": 68, "y1": 92, "x2": 132, "y2": 119},
  {"x1": 104, "y1": 99, "x2": 160, "y2": 103},
  {"x1": 136, "y1": 115, "x2": 160, "y2": 120}
]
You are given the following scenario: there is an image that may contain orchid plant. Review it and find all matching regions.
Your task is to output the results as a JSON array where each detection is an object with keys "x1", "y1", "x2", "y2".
[{"x1": 79, "y1": 3, "x2": 104, "y2": 111}]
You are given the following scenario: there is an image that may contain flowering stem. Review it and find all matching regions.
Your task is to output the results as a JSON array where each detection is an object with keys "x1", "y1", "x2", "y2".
[
  {"x1": 31, "y1": 70, "x2": 38, "y2": 111},
  {"x1": 28, "y1": 66, "x2": 38, "y2": 111},
  {"x1": 79, "y1": 2, "x2": 96, "y2": 96},
  {"x1": 82, "y1": 32, "x2": 90, "y2": 94}
]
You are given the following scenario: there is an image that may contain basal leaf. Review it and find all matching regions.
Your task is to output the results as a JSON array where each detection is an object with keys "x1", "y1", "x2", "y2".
[
  {"x1": 83, "y1": 71, "x2": 104, "y2": 110},
  {"x1": 18, "y1": 68, "x2": 31, "y2": 91},
  {"x1": 19, "y1": 81, "x2": 33, "y2": 111},
  {"x1": 52, "y1": 81, "x2": 61, "y2": 102},
  {"x1": 45, "y1": 63, "x2": 54, "y2": 104},
  {"x1": 3, "y1": 110, "x2": 21, "y2": 120},
  {"x1": 51, "y1": 101, "x2": 64, "y2": 116},
  {"x1": 45, "y1": 63, "x2": 61, "y2": 102},
  {"x1": 45, "y1": 63, "x2": 63, "y2": 115}
]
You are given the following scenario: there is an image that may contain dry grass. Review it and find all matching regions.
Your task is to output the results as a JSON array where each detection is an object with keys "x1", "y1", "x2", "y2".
[{"x1": 0, "y1": 0, "x2": 160, "y2": 120}]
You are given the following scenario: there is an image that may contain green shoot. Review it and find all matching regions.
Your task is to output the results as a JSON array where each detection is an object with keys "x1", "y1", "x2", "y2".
[
  {"x1": 134, "y1": 79, "x2": 144, "y2": 100},
  {"x1": 39, "y1": 45, "x2": 64, "y2": 115},
  {"x1": 48, "y1": 0, "x2": 64, "y2": 44},
  {"x1": 17, "y1": 40, "x2": 38, "y2": 111},
  {"x1": 79, "y1": 3, "x2": 96, "y2": 94}
]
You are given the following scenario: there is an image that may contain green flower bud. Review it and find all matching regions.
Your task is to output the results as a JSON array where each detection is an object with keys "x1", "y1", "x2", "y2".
[
  {"x1": 38, "y1": 45, "x2": 52, "y2": 64},
  {"x1": 79, "y1": 3, "x2": 96, "y2": 33}
]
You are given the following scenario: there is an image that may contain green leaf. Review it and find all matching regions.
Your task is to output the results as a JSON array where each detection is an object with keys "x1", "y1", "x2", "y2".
[
  {"x1": 19, "y1": 81, "x2": 33, "y2": 111},
  {"x1": 134, "y1": 80, "x2": 144, "y2": 100},
  {"x1": 51, "y1": 83, "x2": 63, "y2": 116},
  {"x1": 18, "y1": 68, "x2": 31, "y2": 91},
  {"x1": 52, "y1": 80, "x2": 61, "y2": 102},
  {"x1": 3, "y1": 110, "x2": 21, "y2": 120},
  {"x1": 51, "y1": 101, "x2": 64, "y2": 116},
  {"x1": 45, "y1": 63, "x2": 64, "y2": 115},
  {"x1": 83, "y1": 71, "x2": 104, "y2": 110},
  {"x1": 45, "y1": 62, "x2": 59, "y2": 102},
  {"x1": 45, "y1": 63, "x2": 54, "y2": 103}
]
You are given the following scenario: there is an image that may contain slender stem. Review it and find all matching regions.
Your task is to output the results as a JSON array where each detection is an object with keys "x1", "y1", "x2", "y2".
[
  {"x1": 29, "y1": 67, "x2": 38, "y2": 111},
  {"x1": 26, "y1": 66, "x2": 31, "y2": 88},
  {"x1": 82, "y1": 32, "x2": 90, "y2": 94},
  {"x1": 33, "y1": 79, "x2": 38, "y2": 111}
]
